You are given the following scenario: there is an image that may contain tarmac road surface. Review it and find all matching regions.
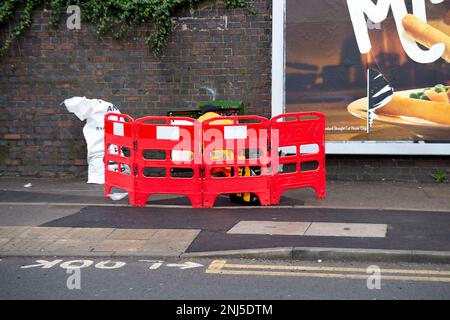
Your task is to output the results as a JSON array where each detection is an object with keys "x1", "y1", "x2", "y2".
[{"x1": 1, "y1": 257, "x2": 450, "y2": 300}]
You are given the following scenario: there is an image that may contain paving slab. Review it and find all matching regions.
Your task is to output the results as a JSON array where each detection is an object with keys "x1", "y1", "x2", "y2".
[
  {"x1": 227, "y1": 221, "x2": 311, "y2": 236},
  {"x1": 140, "y1": 229, "x2": 201, "y2": 255},
  {"x1": 63, "y1": 227, "x2": 115, "y2": 240},
  {"x1": 226, "y1": 221, "x2": 387, "y2": 238},
  {"x1": 106, "y1": 229, "x2": 158, "y2": 240},
  {"x1": 152, "y1": 229, "x2": 201, "y2": 241},
  {"x1": 44, "y1": 239, "x2": 98, "y2": 253},
  {"x1": 0, "y1": 238, "x2": 10, "y2": 247},
  {"x1": 93, "y1": 240, "x2": 147, "y2": 252},
  {"x1": 304, "y1": 223, "x2": 387, "y2": 238},
  {"x1": 0, "y1": 226, "x2": 202, "y2": 257},
  {"x1": 18, "y1": 227, "x2": 72, "y2": 239},
  {"x1": 0, "y1": 238, "x2": 55, "y2": 253},
  {"x1": 0, "y1": 227, "x2": 31, "y2": 238}
]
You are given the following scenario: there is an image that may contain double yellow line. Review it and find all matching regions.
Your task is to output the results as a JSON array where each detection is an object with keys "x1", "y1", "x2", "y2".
[{"x1": 206, "y1": 260, "x2": 450, "y2": 283}]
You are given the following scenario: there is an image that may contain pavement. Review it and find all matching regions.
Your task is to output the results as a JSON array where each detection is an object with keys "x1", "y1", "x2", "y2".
[{"x1": 0, "y1": 177, "x2": 450, "y2": 263}]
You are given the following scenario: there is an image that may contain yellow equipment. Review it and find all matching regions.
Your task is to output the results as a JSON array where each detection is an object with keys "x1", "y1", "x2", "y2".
[{"x1": 198, "y1": 112, "x2": 258, "y2": 204}]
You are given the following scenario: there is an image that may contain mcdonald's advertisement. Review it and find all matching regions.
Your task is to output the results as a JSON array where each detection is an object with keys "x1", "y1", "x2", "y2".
[{"x1": 285, "y1": 0, "x2": 449, "y2": 142}]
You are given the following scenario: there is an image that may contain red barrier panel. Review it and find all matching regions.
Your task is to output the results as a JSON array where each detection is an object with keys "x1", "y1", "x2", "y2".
[
  {"x1": 104, "y1": 112, "x2": 326, "y2": 207},
  {"x1": 201, "y1": 116, "x2": 271, "y2": 207},
  {"x1": 133, "y1": 116, "x2": 203, "y2": 207},
  {"x1": 104, "y1": 113, "x2": 136, "y2": 205},
  {"x1": 269, "y1": 112, "x2": 326, "y2": 205}
]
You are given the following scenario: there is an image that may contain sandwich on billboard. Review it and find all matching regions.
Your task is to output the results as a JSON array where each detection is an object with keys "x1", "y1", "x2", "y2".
[{"x1": 282, "y1": 0, "x2": 449, "y2": 154}]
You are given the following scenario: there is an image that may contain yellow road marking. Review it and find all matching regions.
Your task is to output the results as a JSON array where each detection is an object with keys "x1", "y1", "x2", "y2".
[
  {"x1": 206, "y1": 269, "x2": 450, "y2": 283},
  {"x1": 208, "y1": 259, "x2": 226, "y2": 271},
  {"x1": 220, "y1": 262, "x2": 450, "y2": 276},
  {"x1": 205, "y1": 260, "x2": 450, "y2": 283}
]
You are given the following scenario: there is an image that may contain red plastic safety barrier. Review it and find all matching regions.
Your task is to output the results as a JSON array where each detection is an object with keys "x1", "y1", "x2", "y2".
[
  {"x1": 133, "y1": 116, "x2": 203, "y2": 207},
  {"x1": 269, "y1": 112, "x2": 326, "y2": 204},
  {"x1": 104, "y1": 112, "x2": 326, "y2": 207},
  {"x1": 202, "y1": 115, "x2": 271, "y2": 207},
  {"x1": 104, "y1": 113, "x2": 136, "y2": 204}
]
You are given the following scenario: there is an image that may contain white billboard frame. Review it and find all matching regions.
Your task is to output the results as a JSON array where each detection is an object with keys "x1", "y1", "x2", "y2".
[{"x1": 271, "y1": 0, "x2": 450, "y2": 155}]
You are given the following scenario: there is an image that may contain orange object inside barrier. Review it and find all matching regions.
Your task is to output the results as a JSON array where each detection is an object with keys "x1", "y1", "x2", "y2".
[{"x1": 104, "y1": 112, "x2": 326, "y2": 207}]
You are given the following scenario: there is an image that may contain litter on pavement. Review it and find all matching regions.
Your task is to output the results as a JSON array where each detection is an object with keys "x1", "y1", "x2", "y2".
[{"x1": 108, "y1": 193, "x2": 129, "y2": 201}]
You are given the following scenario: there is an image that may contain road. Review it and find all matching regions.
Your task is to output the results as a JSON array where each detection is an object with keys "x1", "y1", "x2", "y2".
[{"x1": 1, "y1": 257, "x2": 450, "y2": 300}]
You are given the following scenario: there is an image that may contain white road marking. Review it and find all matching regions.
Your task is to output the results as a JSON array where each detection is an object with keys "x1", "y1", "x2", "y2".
[
  {"x1": 95, "y1": 260, "x2": 126, "y2": 269},
  {"x1": 167, "y1": 262, "x2": 204, "y2": 270},
  {"x1": 139, "y1": 260, "x2": 164, "y2": 270},
  {"x1": 21, "y1": 259, "x2": 63, "y2": 269},
  {"x1": 60, "y1": 260, "x2": 94, "y2": 269},
  {"x1": 18, "y1": 259, "x2": 205, "y2": 271}
]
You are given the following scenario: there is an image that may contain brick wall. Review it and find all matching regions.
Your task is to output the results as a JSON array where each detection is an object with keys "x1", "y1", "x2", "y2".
[
  {"x1": 0, "y1": 0, "x2": 272, "y2": 178},
  {"x1": 326, "y1": 155, "x2": 450, "y2": 183},
  {"x1": 1, "y1": 1, "x2": 449, "y2": 182}
]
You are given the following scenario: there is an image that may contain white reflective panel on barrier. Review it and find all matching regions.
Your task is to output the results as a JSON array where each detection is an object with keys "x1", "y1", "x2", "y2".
[
  {"x1": 157, "y1": 126, "x2": 180, "y2": 140},
  {"x1": 224, "y1": 126, "x2": 247, "y2": 140},
  {"x1": 113, "y1": 122, "x2": 124, "y2": 136}
]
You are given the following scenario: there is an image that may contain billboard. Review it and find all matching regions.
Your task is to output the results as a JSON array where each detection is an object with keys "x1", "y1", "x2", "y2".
[{"x1": 283, "y1": 0, "x2": 449, "y2": 154}]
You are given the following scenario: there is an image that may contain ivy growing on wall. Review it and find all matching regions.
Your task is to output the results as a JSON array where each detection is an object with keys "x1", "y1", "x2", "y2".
[{"x1": 0, "y1": 0, "x2": 253, "y2": 57}]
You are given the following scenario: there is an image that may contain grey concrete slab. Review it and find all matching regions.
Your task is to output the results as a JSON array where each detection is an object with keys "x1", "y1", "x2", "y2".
[
  {"x1": 63, "y1": 227, "x2": 115, "y2": 240},
  {"x1": 93, "y1": 240, "x2": 147, "y2": 253},
  {"x1": 140, "y1": 229, "x2": 201, "y2": 255},
  {"x1": 227, "y1": 221, "x2": 387, "y2": 238},
  {"x1": 18, "y1": 227, "x2": 73, "y2": 239},
  {"x1": 0, "y1": 238, "x2": 10, "y2": 247},
  {"x1": 107, "y1": 229, "x2": 158, "y2": 240},
  {"x1": 44, "y1": 239, "x2": 98, "y2": 253},
  {"x1": 227, "y1": 221, "x2": 311, "y2": 236},
  {"x1": 0, "y1": 226, "x2": 31, "y2": 238},
  {"x1": 304, "y1": 223, "x2": 388, "y2": 238},
  {"x1": 152, "y1": 229, "x2": 201, "y2": 241},
  {"x1": 0, "y1": 238, "x2": 55, "y2": 253},
  {"x1": 0, "y1": 226, "x2": 201, "y2": 257}
]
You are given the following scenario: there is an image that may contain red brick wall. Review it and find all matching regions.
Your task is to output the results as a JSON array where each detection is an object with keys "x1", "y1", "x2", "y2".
[
  {"x1": 0, "y1": 0, "x2": 272, "y2": 178},
  {"x1": 326, "y1": 155, "x2": 450, "y2": 183}
]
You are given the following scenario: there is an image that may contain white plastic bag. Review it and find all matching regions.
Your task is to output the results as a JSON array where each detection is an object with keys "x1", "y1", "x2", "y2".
[
  {"x1": 64, "y1": 96, "x2": 121, "y2": 184},
  {"x1": 108, "y1": 192, "x2": 128, "y2": 201}
]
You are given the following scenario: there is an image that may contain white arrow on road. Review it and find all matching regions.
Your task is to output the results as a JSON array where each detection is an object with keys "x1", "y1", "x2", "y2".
[{"x1": 166, "y1": 262, "x2": 204, "y2": 270}]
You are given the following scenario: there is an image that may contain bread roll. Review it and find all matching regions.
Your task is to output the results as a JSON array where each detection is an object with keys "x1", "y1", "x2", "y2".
[
  {"x1": 402, "y1": 14, "x2": 450, "y2": 63},
  {"x1": 376, "y1": 95, "x2": 450, "y2": 125}
]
